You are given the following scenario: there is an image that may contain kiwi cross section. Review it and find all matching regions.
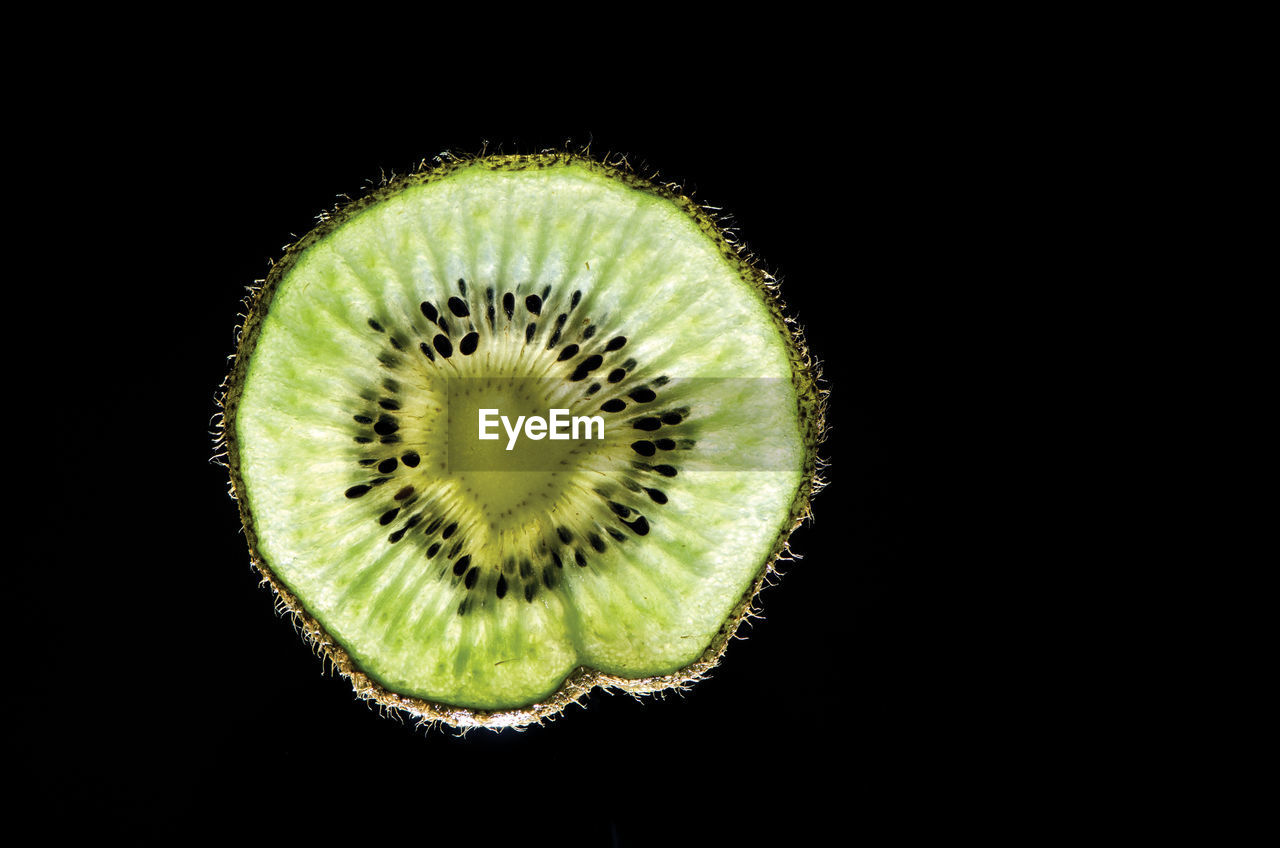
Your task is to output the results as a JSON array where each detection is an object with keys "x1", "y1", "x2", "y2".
[{"x1": 224, "y1": 154, "x2": 821, "y2": 727}]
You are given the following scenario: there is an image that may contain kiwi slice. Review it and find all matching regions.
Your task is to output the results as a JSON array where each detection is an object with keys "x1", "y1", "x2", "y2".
[{"x1": 219, "y1": 152, "x2": 824, "y2": 728}]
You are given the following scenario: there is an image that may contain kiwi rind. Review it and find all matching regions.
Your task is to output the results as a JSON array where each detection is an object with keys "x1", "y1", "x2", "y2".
[{"x1": 214, "y1": 149, "x2": 827, "y2": 730}]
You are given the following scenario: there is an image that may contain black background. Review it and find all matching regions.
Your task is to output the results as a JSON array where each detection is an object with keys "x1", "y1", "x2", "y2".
[{"x1": 29, "y1": 93, "x2": 958, "y2": 841}]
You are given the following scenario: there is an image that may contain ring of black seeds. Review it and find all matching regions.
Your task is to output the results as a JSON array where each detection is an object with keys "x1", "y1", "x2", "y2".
[{"x1": 340, "y1": 280, "x2": 689, "y2": 614}]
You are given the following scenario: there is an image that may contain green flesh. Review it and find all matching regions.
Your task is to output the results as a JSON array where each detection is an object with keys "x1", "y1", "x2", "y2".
[{"x1": 230, "y1": 156, "x2": 813, "y2": 714}]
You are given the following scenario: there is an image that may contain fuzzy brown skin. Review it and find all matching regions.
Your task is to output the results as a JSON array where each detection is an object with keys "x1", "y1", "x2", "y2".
[{"x1": 214, "y1": 150, "x2": 827, "y2": 730}]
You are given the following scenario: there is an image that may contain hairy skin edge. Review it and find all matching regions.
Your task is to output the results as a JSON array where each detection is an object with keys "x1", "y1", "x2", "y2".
[{"x1": 213, "y1": 149, "x2": 829, "y2": 731}]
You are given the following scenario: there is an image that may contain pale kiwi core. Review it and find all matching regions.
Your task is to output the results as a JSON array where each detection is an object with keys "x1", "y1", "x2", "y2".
[
  {"x1": 422, "y1": 377, "x2": 592, "y2": 528},
  {"x1": 228, "y1": 156, "x2": 817, "y2": 719}
]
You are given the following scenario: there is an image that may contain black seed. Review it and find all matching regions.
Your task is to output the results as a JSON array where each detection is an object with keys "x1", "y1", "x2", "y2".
[
  {"x1": 457, "y1": 278, "x2": 467, "y2": 295},
  {"x1": 655, "y1": 439, "x2": 676, "y2": 451},
  {"x1": 551, "y1": 551, "x2": 563, "y2": 568},
  {"x1": 586, "y1": 383, "x2": 601, "y2": 395},
  {"x1": 629, "y1": 388, "x2": 656, "y2": 403},
  {"x1": 520, "y1": 560, "x2": 533, "y2": 578},
  {"x1": 556, "y1": 527, "x2": 572, "y2": 544},
  {"x1": 582, "y1": 325, "x2": 597, "y2": 340},
  {"x1": 503, "y1": 292, "x2": 515, "y2": 320},
  {"x1": 420, "y1": 301, "x2": 438, "y2": 322},
  {"x1": 378, "y1": 458, "x2": 398, "y2": 474},
  {"x1": 574, "y1": 550, "x2": 587, "y2": 567},
  {"x1": 380, "y1": 435, "x2": 401, "y2": 444},
  {"x1": 369, "y1": 477, "x2": 391, "y2": 486},
  {"x1": 379, "y1": 398, "x2": 400, "y2": 410},
  {"x1": 442, "y1": 522, "x2": 458, "y2": 539},
  {"x1": 433, "y1": 334, "x2": 453, "y2": 358},
  {"x1": 606, "y1": 336, "x2": 627, "y2": 351},
  {"x1": 353, "y1": 414, "x2": 373, "y2": 424},
  {"x1": 460, "y1": 332, "x2": 479, "y2": 355},
  {"x1": 548, "y1": 313, "x2": 567, "y2": 348},
  {"x1": 541, "y1": 285, "x2": 551, "y2": 300},
  {"x1": 448, "y1": 296, "x2": 470, "y2": 318},
  {"x1": 525, "y1": 323, "x2": 536, "y2": 343},
  {"x1": 358, "y1": 458, "x2": 377, "y2": 466},
  {"x1": 374, "y1": 415, "x2": 399, "y2": 435},
  {"x1": 378, "y1": 353, "x2": 401, "y2": 369},
  {"x1": 558, "y1": 344, "x2": 579, "y2": 362},
  {"x1": 453, "y1": 559, "x2": 468, "y2": 577},
  {"x1": 389, "y1": 528, "x2": 406, "y2": 543},
  {"x1": 633, "y1": 417, "x2": 661, "y2": 431},
  {"x1": 661, "y1": 412, "x2": 684, "y2": 425},
  {"x1": 345, "y1": 485, "x2": 370, "y2": 499},
  {"x1": 402, "y1": 451, "x2": 420, "y2": 467},
  {"x1": 601, "y1": 399, "x2": 626, "y2": 413},
  {"x1": 457, "y1": 601, "x2": 467, "y2": 616},
  {"x1": 420, "y1": 341, "x2": 435, "y2": 361},
  {"x1": 608, "y1": 501, "x2": 631, "y2": 518},
  {"x1": 645, "y1": 488, "x2": 668, "y2": 504},
  {"x1": 464, "y1": 568, "x2": 479, "y2": 590},
  {"x1": 589, "y1": 533, "x2": 606, "y2": 552},
  {"x1": 543, "y1": 569, "x2": 556, "y2": 589},
  {"x1": 570, "y1": 290, "x2": 582, "y2": 310},
  {"x1": 486, "y1": 287, "x2": 495, "y2": 326},
  {"x1": 448, "y1": 541, "x2": 464, "y2": 558},
  {"x1": 383, "y1": 378, "x2": 400, "y2": 393},
  {"x1": 354, "y1": 437, "x2": 372, "y2": 444},
  {"x1": 427, "y1": 542, "x2": 441, "y2": 558},
  {"x1": 525, "y1": 584, "x2": 536, "y2": 602},
  {"x1": 623, "y1": 358, "x2": 638, "y2": 370},
  {"x1": 496, "y1": 574, "x2": 508, "y2": 598},
  {"x1": 425, "y1": 517, "x2": 444, "y2": 534},
  {"x1": 388, "y1": 336, "x2": 404, "y2": 351},
  {"x1": 607, "y1": 368, "x2": 626, "y2": 383},
  {"x1": 379, "y1": 508, "x2": 400, "y2": 525},
  {"x1": 368, "y1": 319, "x2": 384, "y2": 332},
  {"x1": 570, "y1": 354, "x2": 603, "y2": 381},
  {"x1": 654, "y1": 465, "x2": 678, "y2": 478},
  {"x1": 607, "y1": 527, "x2": 626, "y2": 542},
  {"x1": 403, "y1": 514, "x2": 422, "y2": 529},
  {"x1": 631, "y1": 441, "x2": 656, "y2": 456},
  {"x1": 627, "y1": 516, "x2": 650, "y2": 536},
  {"x1": 525, "y1": 294, "x2": 542, "y2": 315},
  {"x1": 394, "y1": 486, "x2": 414, "y2": 501},
  {"x1": 436, "y1": 317, "x2": 451, "y2": 334}
]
